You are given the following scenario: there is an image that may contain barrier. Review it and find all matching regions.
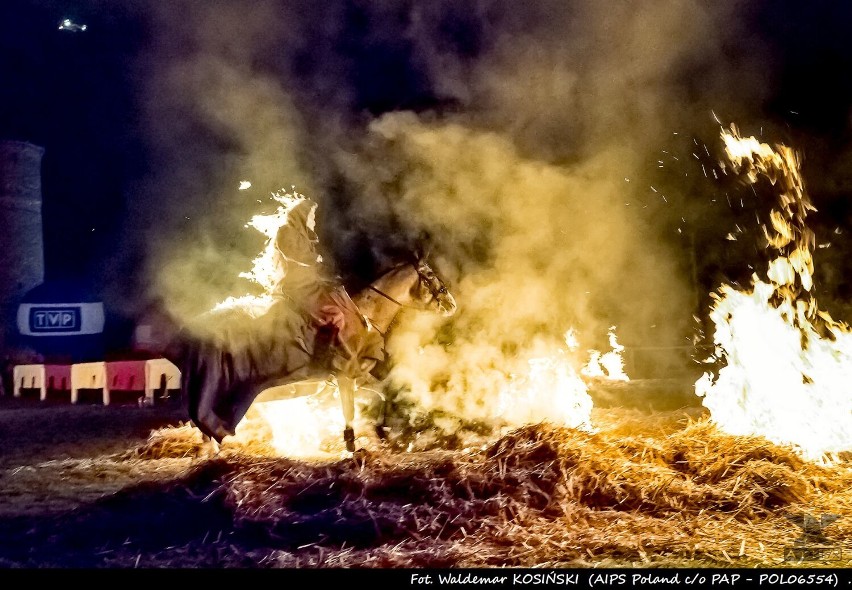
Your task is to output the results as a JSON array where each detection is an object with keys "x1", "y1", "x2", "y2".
[
  {"x1": 70, "y1": 361, "x2": 109, "y2": 405},
  {"x1": 143, "y1": 358, "x2": 182, "y2": 406}
]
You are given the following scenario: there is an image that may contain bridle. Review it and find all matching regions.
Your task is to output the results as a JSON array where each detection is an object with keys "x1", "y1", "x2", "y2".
[
  {"x1": 367, "y1": 261, "x2": 448, "y2": 312},
  {"x1": 360, "y1": 260, "x2": 453, "y2": 340}
]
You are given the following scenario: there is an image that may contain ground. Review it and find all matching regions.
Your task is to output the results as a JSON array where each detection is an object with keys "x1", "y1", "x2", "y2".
[{"x1": 1, "y1": 380, "x2": 851, "y2": 569}]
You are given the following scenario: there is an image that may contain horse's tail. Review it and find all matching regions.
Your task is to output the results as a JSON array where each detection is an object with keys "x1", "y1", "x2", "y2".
[
  {"x1": 160, "y1": 325, "x2": 251, "y2": 444},
  {"x1": 161, "y1": 328, "x2": 206, "y2": 429},
  {"x1": 162, "y1": 328, "x2": 189, "y2": 369}
]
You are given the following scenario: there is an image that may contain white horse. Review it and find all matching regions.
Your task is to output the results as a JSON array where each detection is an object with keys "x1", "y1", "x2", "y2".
[{"x1": 168, "y1": 256, "x2": 456, "y2": 452}]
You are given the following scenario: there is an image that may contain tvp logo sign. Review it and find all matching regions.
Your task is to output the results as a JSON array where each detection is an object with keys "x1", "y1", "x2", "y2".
[
  {"x1": 17, "y1": 301, "x2": 105, "y2": 337},
  {"x1": 29, "y1": 307, "x2": 81, "y2": 333}
]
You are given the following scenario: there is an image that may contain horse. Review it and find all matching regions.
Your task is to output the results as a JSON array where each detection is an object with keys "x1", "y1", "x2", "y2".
[{"x1": 166, "y1": 256, "x2": 456, "y2": 453}]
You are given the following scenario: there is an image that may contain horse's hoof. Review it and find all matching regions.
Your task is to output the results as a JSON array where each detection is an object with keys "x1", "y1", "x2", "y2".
[
  {"x1": 199, "y1": 435, "x2": 221, "y2": 459},
  {"x1": 343, "y1": 427, "x2": 355, "y2": 452}
]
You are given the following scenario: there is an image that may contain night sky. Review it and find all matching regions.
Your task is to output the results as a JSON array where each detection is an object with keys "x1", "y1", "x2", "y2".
[{"x1": 3, "y1": 0, "x2": 852, "y2": 354}]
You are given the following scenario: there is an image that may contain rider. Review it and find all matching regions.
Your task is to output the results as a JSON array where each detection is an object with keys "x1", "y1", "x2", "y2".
[
  {"x1": 272, "y1": 197, "x2": 385, "y2": 450},
  {"x1": 272, "y1": 198, "x2": 331, "y2": 308}
]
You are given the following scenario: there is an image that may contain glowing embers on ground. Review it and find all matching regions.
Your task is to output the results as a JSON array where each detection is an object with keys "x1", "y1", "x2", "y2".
[
  {"x1": 696, "y1": 125, "x2": 852, "y2": 462},
  {"x1": 497, "y1": 328, "x2": 628, "y2": 431}
]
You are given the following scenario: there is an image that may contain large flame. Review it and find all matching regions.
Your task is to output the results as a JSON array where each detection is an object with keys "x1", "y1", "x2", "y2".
[
  {"x1": 696, "y1": 125, "x2": 852, "y2": 462},
  {"x1": 252, "y1": 394, "x2": 347, "y2": 458}
]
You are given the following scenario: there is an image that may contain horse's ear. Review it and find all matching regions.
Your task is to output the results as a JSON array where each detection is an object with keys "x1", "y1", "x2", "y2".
[{"x1": 413, "y1": 230, "x2": 433, "y2": 262}]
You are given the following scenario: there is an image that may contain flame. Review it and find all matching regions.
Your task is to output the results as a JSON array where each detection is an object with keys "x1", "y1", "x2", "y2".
[
  {"x1": 211, "y1": 188, "x2": 308, "y2": 317},
  {"x1": 696, "y1": 125, "x2": 852, "y2": 462},
  {"x1": 495, "y1": 329, "x2": 625, "y2": 431},
  {"x1": 581, "y1": 326, "x2": 630, "y2": 381},
  {"x1": 251, "y1": 393, "x2": 347, "y2": 458},
  {"x1": 497, "y1": 350, "x2": 593, "y2": 430}
]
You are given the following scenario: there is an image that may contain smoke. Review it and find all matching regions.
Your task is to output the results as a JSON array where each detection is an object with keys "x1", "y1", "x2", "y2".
[
  {"x1": 333, "y1": 111, "x2": 693, "y2": 422},
  {"x1": 106, "y1": 0, "x2": 799, "y2": 422},
  {"x1": 318, "y1": 0, "x2": 771, "y2": 420},
  {"x1": 115, "y1": 0, "x2": 320, "y2": 320}
]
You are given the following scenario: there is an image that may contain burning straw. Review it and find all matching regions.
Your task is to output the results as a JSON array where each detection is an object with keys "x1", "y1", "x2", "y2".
[{"x1": 125, "y1": 410, "x2": 852, "y2": 567}]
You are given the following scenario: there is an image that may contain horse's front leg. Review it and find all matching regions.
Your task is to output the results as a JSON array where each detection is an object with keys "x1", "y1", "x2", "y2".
[{"x1": 337, "y1": 374, "x2": 356, "y2": 452}]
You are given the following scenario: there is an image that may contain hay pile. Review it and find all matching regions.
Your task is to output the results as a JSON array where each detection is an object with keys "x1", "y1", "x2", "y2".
[
  {"x1": 126, "y1": 416, "x2": 279, "y2": 460},
  {"x1": 125, "y1": 409, "x2": 852, "y2": 567}
]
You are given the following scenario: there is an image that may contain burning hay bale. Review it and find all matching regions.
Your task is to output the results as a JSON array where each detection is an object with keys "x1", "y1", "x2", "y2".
[{"x1": 697, "y1": 126, "x2": 852, "y2": 462}]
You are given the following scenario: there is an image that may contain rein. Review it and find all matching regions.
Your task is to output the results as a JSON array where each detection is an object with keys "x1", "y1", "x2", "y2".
[
  {"x1": 367, "y1": 262, "x2": 440, "y2": 310},
  {"x1": 368, "y1": 284, "x2": 406, "y2": 309}
]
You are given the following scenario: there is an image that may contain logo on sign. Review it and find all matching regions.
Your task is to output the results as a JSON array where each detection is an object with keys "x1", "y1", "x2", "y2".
[{"x1": 29, "y1": 307, "x2": 81, "y2": 333}]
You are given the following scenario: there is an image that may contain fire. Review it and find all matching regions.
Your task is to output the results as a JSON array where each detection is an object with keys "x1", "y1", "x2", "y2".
[
  {"x1": 212, "y1": 188, "x2": 307, "y2": 317},
  {"x1": 250, "y1": 394, "x2": 347, "y2": 458},
  {"x1": 696, "y1": 124, "x2": 852, "y2": 462},
  {"x1": 497, "y1": 347, "x2": 593, "y2": 430},
  {"x1": 582, "y1": 326, "x2": 630, "y2": 381},
  {"x1": 496, "y1": 328, "x2": 628, "y2": 431}
]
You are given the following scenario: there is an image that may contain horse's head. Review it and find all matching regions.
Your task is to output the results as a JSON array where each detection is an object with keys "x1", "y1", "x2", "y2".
[{"x1": 410, "y1": 258, "x2": 457, "y2": 317}]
